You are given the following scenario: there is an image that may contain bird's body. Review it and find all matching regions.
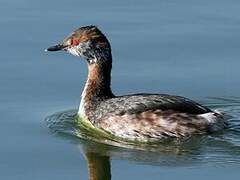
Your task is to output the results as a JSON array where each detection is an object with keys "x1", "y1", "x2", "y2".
[{"x1": 47, "y1": 25, "x2": 226, "y2": 141}]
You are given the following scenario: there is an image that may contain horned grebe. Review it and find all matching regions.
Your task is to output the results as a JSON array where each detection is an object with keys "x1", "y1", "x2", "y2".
[{"x1": 46, "y1": 25, "x2": 226, "y2": 141}]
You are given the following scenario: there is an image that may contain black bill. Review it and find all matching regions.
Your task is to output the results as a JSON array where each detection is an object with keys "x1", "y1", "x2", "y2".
[{"x1": 46, "y1": 44, "x2": 67, "y2": 51}]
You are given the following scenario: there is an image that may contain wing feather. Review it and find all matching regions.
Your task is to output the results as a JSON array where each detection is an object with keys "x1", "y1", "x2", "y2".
[{"x1": 96, "y1": 94, "x2": 211, "y2": 119}]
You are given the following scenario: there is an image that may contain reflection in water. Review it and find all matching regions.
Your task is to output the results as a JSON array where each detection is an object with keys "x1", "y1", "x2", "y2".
[
  {"x1": 46, "y1": 97, "x2": 240, "y2": 171},
  {"x1": 85, "y1": 152, "x2": 111, "y2": 180}
]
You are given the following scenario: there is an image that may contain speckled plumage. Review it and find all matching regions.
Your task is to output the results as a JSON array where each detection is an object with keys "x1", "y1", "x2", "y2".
[
  {"x1": 82, "y1": 93, "x2": 225, "y2": 140},
  {"x1": 47, "y1": 25, "x2": 226, "y2": 141}
]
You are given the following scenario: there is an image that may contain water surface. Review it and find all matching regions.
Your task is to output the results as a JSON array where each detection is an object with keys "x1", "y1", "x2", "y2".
[{"x1": 1, "y1": 0, "x2": 240, "y2": 179}]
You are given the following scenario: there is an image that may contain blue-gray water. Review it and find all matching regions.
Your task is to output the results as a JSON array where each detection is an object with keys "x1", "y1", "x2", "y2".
[{"x1": 1, "y1": 0, "x2": 240, "y2": 179}]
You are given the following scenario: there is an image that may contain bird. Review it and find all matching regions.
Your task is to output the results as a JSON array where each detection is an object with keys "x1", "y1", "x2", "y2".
[{"x1": 46, "y1": 25, "x2": 226, "y2": 142}]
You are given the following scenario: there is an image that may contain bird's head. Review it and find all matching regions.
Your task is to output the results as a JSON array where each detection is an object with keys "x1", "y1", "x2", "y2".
[{"x1": 46, "y1": 26, "x2": 112, "y2": 64}]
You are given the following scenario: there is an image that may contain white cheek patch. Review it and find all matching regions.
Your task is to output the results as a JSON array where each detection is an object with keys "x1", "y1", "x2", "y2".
[
  {"x1": 67, "y1": 41, "x2": 91, "y2": 58},
  {"x1": 67, "y1": 46, "x2": 81, "y2": 57}
]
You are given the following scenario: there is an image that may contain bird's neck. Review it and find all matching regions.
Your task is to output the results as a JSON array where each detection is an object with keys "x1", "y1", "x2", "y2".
[{"x1": 78, "y1": 61, "x2": 114, "y2": 118}]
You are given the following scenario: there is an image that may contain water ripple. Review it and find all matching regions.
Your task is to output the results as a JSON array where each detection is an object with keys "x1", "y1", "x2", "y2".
[{"x1": 45, "y1": 97, "x2": 240, "y2": 167}]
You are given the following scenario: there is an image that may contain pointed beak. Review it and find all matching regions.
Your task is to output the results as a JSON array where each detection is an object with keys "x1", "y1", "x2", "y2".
[{"x1": 45, "y1": 44, "x2": 68, "y2": 52}]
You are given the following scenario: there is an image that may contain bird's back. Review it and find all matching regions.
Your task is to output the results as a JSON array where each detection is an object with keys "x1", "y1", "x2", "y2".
[
  {"x1": 88, "y1": 94, "x2": 225, "y2": 141},
  {"x1": 93, "y1": 93, "x2": 212, "y2": 119}
]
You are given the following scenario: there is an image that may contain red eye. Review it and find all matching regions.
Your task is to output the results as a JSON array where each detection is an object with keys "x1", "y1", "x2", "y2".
[{"x1": 71, "y1": 38, "x2": 80, "y2": 46}]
